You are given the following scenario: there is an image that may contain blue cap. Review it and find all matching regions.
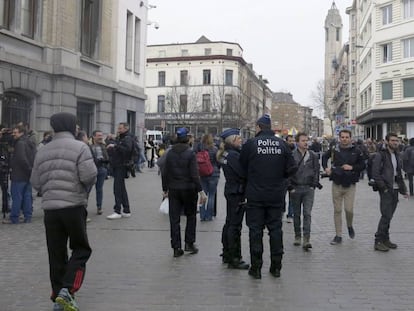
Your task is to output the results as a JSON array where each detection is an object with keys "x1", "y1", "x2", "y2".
[
  {"x1": 220, "y1": 128, "x2": 240, "y2": 140},
  {"x1": 176, "y1": 127, "x2": 188, "y2": 138},
  {"x1": 256, "y1": 114, "x2": 271, "y2": 126}
]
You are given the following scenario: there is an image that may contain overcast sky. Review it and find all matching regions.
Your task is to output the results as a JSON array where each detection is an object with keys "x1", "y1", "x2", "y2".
[{"x1": 146, "y1": 0, "x2": 351, "y2": 114}]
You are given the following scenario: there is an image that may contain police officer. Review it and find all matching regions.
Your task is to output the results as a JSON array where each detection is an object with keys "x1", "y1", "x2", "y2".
[
  {"x1": 217, "y1": 128, "x2": 249, "y2": 270},
  {"x1": 240, "y1": 115, "x2": 297, "y2": 279}
]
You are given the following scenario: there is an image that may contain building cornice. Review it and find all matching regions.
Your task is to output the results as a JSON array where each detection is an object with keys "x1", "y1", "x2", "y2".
[
  {"x1": 146, "y1": 55, "x2": 246, "y2": 65},
  {"x1": 356, "y1": 107, "x2": 414, "y2": 124}
]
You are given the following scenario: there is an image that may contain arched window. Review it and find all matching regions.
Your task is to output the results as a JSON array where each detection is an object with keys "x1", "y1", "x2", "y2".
[{"x1": 1, "y1": 92, "x2": 31, "y2": 128}]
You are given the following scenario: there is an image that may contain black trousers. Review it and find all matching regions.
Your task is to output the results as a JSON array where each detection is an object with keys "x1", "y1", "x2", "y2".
[
  {"x1": 221, "y1": 194, "x2": 245, "y2": 260},
  {"x1": 1, "y1": 181, "x2": 9, "y2": 215},
  {"x1": 168, "y1": 189, "x2": 198, "y2": 249},
  {"x1": 44, "y1": 206, "x2": 92, "y2": 300},
  {"x1": 375, "y1": 189, "x2": 399, "y2": 243},
  {"x1": 113, "y1": 166, "x2": 130, "y2": 213},
  {"x1": 246, "y1": 202, "x2": 284, "y2": 268}
]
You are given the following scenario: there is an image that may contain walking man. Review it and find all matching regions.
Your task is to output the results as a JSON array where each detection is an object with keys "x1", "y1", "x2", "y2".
[
  {"x1": 31, "y1": 112, "x2": 97, "y2": 311},
  {"x1": 402, "y1": 138, "x2": 414, "y2": 196},
  {"x1": 240, "y1": 115, "x2": 297, "y2": 279},
  {"x1": 372, "y1": 133, "x2": 408, "y2": 251},
  {"x1": 322, "y1": 129, "x2": 365, "y2": 245},
  {"x1": 106, "y1": 122, "x2": 134, "y2": 219},
  {"x1": 288, "y1": 132, "x2": 320, "y2": 250}
]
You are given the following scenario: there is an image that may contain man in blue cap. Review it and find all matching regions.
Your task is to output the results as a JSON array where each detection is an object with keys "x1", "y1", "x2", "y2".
[
  {"x1": 161, "y1": 127, "x2": 207, "y2": 257},
  {"x1": 217, "y1": 128, "x2": 249, "y2": 270},
  {"x1": 240, "y1": 115, "x2": 297, "y2": 279}
]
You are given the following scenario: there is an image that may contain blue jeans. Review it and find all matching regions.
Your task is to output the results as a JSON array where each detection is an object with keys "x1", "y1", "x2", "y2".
[
  {"x1": 95, "y1": 167, "x2": 107, "y2": 208},
  {"x1": 375, "y1": 189, "x2": 399, "y2": 243},
  {"x1": 287, "y1": 192, "x2": 294, "y2": 218},
  {"x1": 290, "y1": 186, "x2": 315, "y2": 237},
  {"x1": 10, "y1": 181, "x2": 32, "y2": 223},
  {"x1": 200, "y1": 176, "x2": 219, "y2": 221}
]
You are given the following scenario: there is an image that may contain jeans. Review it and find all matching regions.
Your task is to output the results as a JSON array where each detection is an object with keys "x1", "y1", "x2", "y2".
[
  {"x1": 290, "y1": 186, "x2": 315, "y2": 238},
  {"x1": 95, "y1": 167, "x2": 107, "y2": 208},
  {"x1": 407, "y1": 173, "x2": 413, "y2": 196},
  {"x1": 10, "y1": 181, "x2": 32, "y2": 223},
  {"x1": 375, "y1": 189, "x2": 399, "y2": 243},
  {"x1": 200, "y1": 176, "x2": 219, "y2": 221},
  {"x1": 286, "y1": 192, "x2": 294, "y2": 218}
]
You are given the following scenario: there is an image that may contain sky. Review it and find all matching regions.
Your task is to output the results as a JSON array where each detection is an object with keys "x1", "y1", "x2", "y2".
[{"x1": 146, "y1": 0, "x2": 351, "y2": 116}]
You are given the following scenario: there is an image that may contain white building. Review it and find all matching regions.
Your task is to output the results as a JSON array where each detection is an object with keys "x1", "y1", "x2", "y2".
[{"x1": 145, "y1": 36, "x2": 270, "y2": 138}]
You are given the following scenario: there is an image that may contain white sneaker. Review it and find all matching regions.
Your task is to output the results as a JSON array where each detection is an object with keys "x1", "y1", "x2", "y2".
[
  {"x1": 121, "y1": 212, "x2": 131, "y2": 218},
  {"x1": 107, "y1": 213, "x2": 122, "y2": 220}
]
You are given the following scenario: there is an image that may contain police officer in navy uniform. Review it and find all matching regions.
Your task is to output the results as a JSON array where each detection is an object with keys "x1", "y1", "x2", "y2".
[
  {"x1": 217, "y1": 128, "x2": 249, "y2": 270},
  {"x1": 240, "y1": 115, "x2": 297, "y2": 279}
]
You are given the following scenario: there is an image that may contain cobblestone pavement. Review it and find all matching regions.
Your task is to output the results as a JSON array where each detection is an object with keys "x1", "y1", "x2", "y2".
[{"x1": 1, "y1": 168, "x2": 414, "y2": 311}]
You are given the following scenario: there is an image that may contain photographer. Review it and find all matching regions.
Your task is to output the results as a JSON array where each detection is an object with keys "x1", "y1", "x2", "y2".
[{"x1": 288, "y1": 132, "x2": 320, "y2": 250}]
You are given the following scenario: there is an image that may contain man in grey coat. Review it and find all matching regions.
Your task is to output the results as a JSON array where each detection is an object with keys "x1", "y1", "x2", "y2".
[{"x1": 31, "y1": 112, "x2": 97, "y2": 311}]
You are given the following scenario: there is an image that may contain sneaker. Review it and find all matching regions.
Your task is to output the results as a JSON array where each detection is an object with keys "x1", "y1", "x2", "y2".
[
  {"x1": 173, "y1": 248, "x2": 184, "y2": 257},
  {"x1": 121, "y1": 212, "x2": 131, "y2": 218},
  {"x1": 348, "y1": 226, "x2": 355, "y2": 239},
  {"x1": 302, "y1": 237, "x2": 312, "y2": 250},
  {"x1": 106, "y1": 212, "x2": 122, "y2": 220},
  {"x1": 286, "y1": 216, "x2": 293, "y2": 223},
  {"x1": 383, "y1": 240, "x2": 397, "y2": 249},
  {"x1": 55, "y1": 288, "x2": 79, "y2": 311},
  {"x1": 330, "y1": 236, "x2": 342, "y2": 245},
  {"x1": 2, "y1": 218, "x2": 17, "y2": 224},
  {"x1": 374, "y1": 241, "x2": 390, "y2": 252},
  {"x1": 293, "y1": 236, "x2": 301, "y2": 246},
  {"x1": 86, "y1": 218, "x2": 91, "y2": 223},
  {"x1": 97, "y1": 208, "x2": 103, "y2": 215},
  {"x1": 184, "y1": 243, "x2": 199, "y2": 254},
  {"x1": 53, "y1": 302, "x2": 64, "y2": 311}
]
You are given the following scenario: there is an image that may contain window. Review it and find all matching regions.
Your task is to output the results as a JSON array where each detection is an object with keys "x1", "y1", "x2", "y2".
[
  {"x1": 158, "y1": 71, "x2": 165, "y2": 86},
  {"x1": 203, "y1": 69, "x2": 211, "y2": 85},
  {"x1": 126, "y1": 110, "x2": 136, "y2": 135},
  {"x1": 381, "y1": 81, "x2": 393, "y2": 100},
  {"x1": 179, "y1": 95, "x2": 187, "y2": 113},
  {"x1": 382, "y1": 43, "x2": 392, "y2": 63},
  {"x1": 382, "y1": 4, "x2": 392, "y2": 25},
  {"x1": 226, "y1": 49, "x2": 233, "y2": 56},
  {"x1": 403, "y1": 0, "x2": 414, "y2": 19},
  {"x1": 158, "y1": 50, "x2": 166, "y2": 57},
  {"x1": 81, "y1": 0, "x2": 101, "y2": 58},
  {"x1": 181, "y1": 49, "x2": 188, "y2": 56},
  {"x1": 21, "y1": 0, "x2": 36, "y2": 37},
  {"x1": 1, "y1": 92, "x2": 31, "y2": 128},
  {"x1": 77, "y1": 101, "x2": 95, "y2": 136},
  {"x1": 202, "y1": 94, "x2": 210, "y2": 112},
  {"x1": 0, "y1": 0, "x2": 11, "y2": 29},
  {"x1": 225, "y1": 70, "x2": 233, "y2": 86},
  {"x1": 403, "y1": 78, "x2": 414, "y2": 98},
  {"x1": 180, "y1": 70, "x2": 188, "y2": 86},
  {"x1": 134, "y1": 17, "x2": 141, "y2": 74},
  {"x1": 225, "y1": 94, "x2": 233, "y2": 113},
  {"x1": 157, "y1": 95, "x2": 165, "y2": 112},
  {"x1": 125, "y1": 11, "x2": 133, "y2": 70},
  {"x1": 336, "y1": 28, "x2": 340, "y2": 41},
  {"x1": 204, "y1": 48, "x2": 211, "y2": 56},
  {"x1": 403, "y1": 38, "x2": 414, "y2": 58}
]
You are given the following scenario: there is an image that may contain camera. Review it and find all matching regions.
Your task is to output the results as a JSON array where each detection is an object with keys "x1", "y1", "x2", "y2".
[
  {"x1": 315, "y1": 182, "x2": 323, "y2": 190},
  {"x1": 320, "y1": 172, "x2": 330, "y2": 179}
]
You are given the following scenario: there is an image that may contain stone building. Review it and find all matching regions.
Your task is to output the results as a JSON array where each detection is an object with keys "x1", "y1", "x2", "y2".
[{"x1": 0, "y1": 0, "x2": 147, "y2": 139}]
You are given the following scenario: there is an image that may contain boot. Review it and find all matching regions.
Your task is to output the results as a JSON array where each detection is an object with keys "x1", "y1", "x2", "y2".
[
  {"x1": 184, "y1": 242, "x2": 199, "y2": 254},
  {"x1": 269, "y1": 255, "x2": 282, "y2": 278},
  {"x1": 228, "y1": 258, "x2": 250, "y2": 270},
  {"x1": 221, "y1": 248, "x2": 231, "y2": 264},
  {"x1": 302, "y1": 236, "x2": 312, "y2": 250},
  {"x1": 248, "y1": 255, "x2": 262, "y2": 279},
  {"x1": 293, "y1": 235, "x2": 301, "y2": 246},
  {"x1": 173, "y1": 248, "x2": 184, "y2": 257}
]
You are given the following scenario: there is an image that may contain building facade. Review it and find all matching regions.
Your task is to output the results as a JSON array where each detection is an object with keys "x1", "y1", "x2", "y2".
[
  {"x1": 0, "y1": 0, "x2": 147, "y2": 139},
  {"x1": 145, "y1": 36, "x2": 271, "y2": 138}
]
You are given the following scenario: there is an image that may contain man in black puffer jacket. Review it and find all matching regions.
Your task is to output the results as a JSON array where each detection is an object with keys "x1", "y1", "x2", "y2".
[
  {"x1": 240, "y1": 115, "x2": 297, "y2": 279},
  {"x1": 162, "y1": 128, "x2": 206, "y2": 257},
  {"x1": 322, "y1": 129, "x2": 365, "y2": 245}
]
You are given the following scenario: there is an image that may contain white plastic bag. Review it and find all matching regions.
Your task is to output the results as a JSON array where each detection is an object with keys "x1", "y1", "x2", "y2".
[{"x1": 159, "y1": 198, "x2": 169, "y2": 214}]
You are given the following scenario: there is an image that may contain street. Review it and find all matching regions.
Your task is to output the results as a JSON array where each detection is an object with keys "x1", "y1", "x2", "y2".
[{"x1": 1, "y1": 168, "x2": 414, "y2": 311}]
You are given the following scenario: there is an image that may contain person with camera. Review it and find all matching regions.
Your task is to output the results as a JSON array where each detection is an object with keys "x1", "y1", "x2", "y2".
[
  {"x1": 322, "y1": 129, "x2": 365, "y2": 245},
  {"x1": 106, "y1": 123, "x2": 134, "y2": 220},
  {"x1": 217, "y1": 128, "x2": 249, "y2": 270},
  {"x1": 372, "y1": 133, "x2": 408, "y2": 252},
  {"x1": 288, "y1": 132, "x2": 320, "y2": 250},
  {"x1": 90, "y1": 130, "x2": 109, "y2": 215}
]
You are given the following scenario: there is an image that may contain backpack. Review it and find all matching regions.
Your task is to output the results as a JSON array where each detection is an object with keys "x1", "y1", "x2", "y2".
[{"x1": 196, "y1": 150, "x2": 214, "y2": 177}]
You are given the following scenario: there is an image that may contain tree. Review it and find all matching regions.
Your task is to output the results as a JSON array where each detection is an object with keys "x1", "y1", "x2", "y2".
[{"x1": 310, "y1": 79, "x2": 334, "y2": 136}]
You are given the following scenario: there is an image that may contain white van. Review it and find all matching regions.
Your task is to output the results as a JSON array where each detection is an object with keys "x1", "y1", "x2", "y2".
[{"x1": 145, "y1": 130, "x2": 163, "y2": 146}]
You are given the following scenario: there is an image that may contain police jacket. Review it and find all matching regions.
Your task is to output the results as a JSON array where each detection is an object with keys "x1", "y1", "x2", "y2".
[
  {"x1": 162, "y1": 143, "x2": 202, "y2": 192},
  {"x1": 108, "y1": 131, "x2": 133, "y2": 168},
  {"x1": 372, "y1": 148, "x2": 407, "y2": 194},
  {"x1": 239, "y1": 130, "x2": 297, "y2": 204},
  {"x1": 10, "y1": 136, "x2": 36, "y2": 182},
  {"x1": 289, "y1": 149, "x2": 320, "y2": 187},
  {"x1": 217, "y1": 145, "x2": 245, "y2": 196},
  {"x1": 322, "y1": 144, "x2": 365, "y2": 187}
]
